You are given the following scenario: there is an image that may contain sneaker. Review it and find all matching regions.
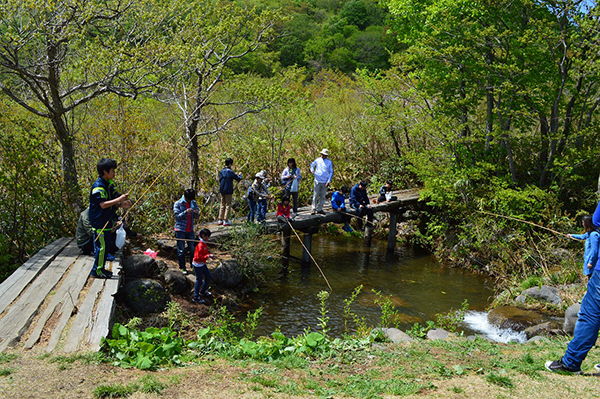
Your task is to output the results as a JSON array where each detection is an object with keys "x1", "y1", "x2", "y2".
[
  {"x1": 545, "y1": 359, "x2": 581, "y2": 374},
  {"x1": 311, "y1": 210, "x2": 317, "y2": 215},
  {"x1": 594, "y1": 364, "x2": 600, "y2": 373},
  {"x1": 223, "y1": 220, "x2": 232, "y2": 226},
  {"x1": 192, "y1": 298, "x2": 206, "y2": 304},
  {"x1": 180, "y1": 269, "x2": 189, "y2": 275},
  {"x1": 91, "y1": 271, "x2": 110, "y2": 279},
  {"x1": 106, "y1": 253, "x2": 115, "y2": 261},
  {"x1": 201, "y1": 291, "x2": 212, "y2": 297},
  {"x1": 218, "y1": 220, "x2": 223, "y2": 225},
  {"x1": 317, "y1": 210, "x2": 326, "y2": 215}
]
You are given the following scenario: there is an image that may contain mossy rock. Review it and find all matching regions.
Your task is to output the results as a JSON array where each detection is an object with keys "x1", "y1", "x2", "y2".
[{"x1": 123, "y1": 279, "x2": 170, "y2": 314}]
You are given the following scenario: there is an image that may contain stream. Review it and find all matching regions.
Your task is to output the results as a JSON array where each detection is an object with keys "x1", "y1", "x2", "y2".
[{"x1": 242, "y1": 234, "x2": 498, "y2": 338}]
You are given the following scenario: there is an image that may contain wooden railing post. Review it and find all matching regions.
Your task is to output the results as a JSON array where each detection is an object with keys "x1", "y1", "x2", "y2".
[{"x1": 387, "y1": 212, "x2": 398, "y2": 252}]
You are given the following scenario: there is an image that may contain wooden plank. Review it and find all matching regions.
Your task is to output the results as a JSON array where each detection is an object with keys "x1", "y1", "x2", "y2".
[
  {"x1": 0, "y1": 242, "x2": 79, "y2": 351},
  {"x1": 23, "y1": 253, "x2": 92, "y2": 350},
  {"x1": 88, "y1": 258, "x2": 122, "y2": 351},
  {"x1": 62, "y1": 278, "x2": 105, "y2": 353},
  {"x1": 0, "y1": 237, "x2": 71, "y2": 312},
  {"x1": 44, "y1": 255, "x2": 96, "y2": 353}
]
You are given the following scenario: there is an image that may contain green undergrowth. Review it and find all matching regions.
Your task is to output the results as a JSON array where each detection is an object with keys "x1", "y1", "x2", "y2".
[
  {"x1": 93, "y1": 375, "x2": 170, "y2": 398},
  {"x1": 94, "y1": 293, "x2": 599, "y2": 398}
]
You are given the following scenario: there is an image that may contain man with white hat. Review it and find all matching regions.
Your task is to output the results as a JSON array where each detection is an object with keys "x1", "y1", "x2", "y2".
[{"x1": 309, "y1": 149, "x2": 334, "y2": 215}]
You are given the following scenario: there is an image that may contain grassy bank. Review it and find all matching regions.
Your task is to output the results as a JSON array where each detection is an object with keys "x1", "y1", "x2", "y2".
[{"x1": 1, "y1": 334, "x2": 599, "y2": 398}]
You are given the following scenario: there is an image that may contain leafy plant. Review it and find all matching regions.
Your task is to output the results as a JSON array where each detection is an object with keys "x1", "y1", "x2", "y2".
[
  {"x1": 435, "y1": 299, "x2": 469, "y2": 333},
  {"x1": 317, "y1": 291, "x2": 330, "y2": 336},
  {"x1": 372, "y1": 289, "x2": 401, "y2": 328},
  {"x1": 102, "y1": 323, "x2": 184, "y2": 370}
]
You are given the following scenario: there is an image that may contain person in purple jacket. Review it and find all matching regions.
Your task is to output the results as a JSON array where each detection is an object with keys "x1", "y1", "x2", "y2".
[{"x1": 546, "y1": 199, "x2": 600, "y2": 374}]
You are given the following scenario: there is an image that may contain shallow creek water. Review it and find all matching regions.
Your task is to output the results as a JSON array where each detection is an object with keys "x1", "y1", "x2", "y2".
[{"x1": 242, "y1": 234, "x2": 496, "y2": 338}]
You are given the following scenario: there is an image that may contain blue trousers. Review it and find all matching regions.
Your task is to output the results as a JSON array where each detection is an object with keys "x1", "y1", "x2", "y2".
[
  {"x1": 562, "y1": 269, "x2": 600, "y2": 370},
  {"x1": 175, "y1": 231, "x2": 195, "y2": 270},
  {"x1": 257, "y1": 199, "x2": 267, "y2": 222},
  {"x1": 193, "y1": 264, "x2": 211, "y2": 299},
  {"x1": 247, "y1": 198, "x2": 257, "y2": 222}
]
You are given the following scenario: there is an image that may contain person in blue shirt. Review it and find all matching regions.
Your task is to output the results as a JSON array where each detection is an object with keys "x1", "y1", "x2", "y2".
[
  {"x1": 547, "y1": 200, "x2": 600, "y2": 374},
  {"x1": 89, "y1": 158, "x2": 130, "y2": 278},
  {"x1": 218, "y1": 158, "x2": 242, "y2": 226},
  {"x1": 331, "y1": 186, "x2": 352, "y2": 232},
  {"x1": 173, "y1": 189, "x2": 199, "y2": 275},
  {"x1": 349, "y1": 180, "x2": 373, "y2": 230},
  {"x1": 567, "y1": 215, "x2": 599, "y2": 280},
  {"x1": 377, "y1": 180, "x2": 397, "y2": 203}
]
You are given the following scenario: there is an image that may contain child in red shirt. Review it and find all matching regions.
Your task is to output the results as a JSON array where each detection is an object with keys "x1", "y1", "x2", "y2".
[
  {"x1": 192, "y1": 228, "x2": 215, "y2": 304},
  {"x1": 277, "y1": 196, "x2": 292, "y2": 223}
]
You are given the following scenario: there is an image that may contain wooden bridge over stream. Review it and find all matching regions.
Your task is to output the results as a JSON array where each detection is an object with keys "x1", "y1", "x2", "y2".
[
  {"x1": 0, "y1": 188, "x2": 421, "y2": 353},
  {"x1": 0, "y1": 238, "x2": 122, "y2": 354}
]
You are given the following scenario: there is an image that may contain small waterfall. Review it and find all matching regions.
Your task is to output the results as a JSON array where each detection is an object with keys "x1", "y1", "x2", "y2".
[{"x1": 462, "y1": 311, "x2": 527, "y2": 343}]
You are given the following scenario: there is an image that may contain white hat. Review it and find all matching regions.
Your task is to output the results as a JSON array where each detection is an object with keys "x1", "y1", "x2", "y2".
[
  {"x1": 255, "y1": 171, "x2": 267, "y2": 179},
  {"x1": 320, "y1": 148, "x2": 329, "y2": 156}
]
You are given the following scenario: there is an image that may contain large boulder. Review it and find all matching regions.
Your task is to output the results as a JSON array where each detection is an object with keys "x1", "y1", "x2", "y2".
[
  {"x1": 427, "y1": 328, "x2": 452, "y2": 340},
  {"x1": 211, "y1": 260, "x2": 245, "y2": 288},
  {"x1": 488, "y1": 306, "x2": 543, "y2": 332},
  {"x1": 163, "y1": 269, "x2": 192, "y2": 295},
  {"x1": 122, "y1": 279, "x2": 170, "y2": 314},
  {"x1": 377, "y1": 328, "x2": 414, "y2": 343},
  {"x1": 518, "y1": 285, "x2": 561, "y2": 306},
  {"x1": 121, "y1": 255, "x2": 159, "y2": 278},
  {"x1": 563, "y1": 303, "x2": 581, "y2": 334},
  {"x1": 524, "y1": 322, "x2": 561, "y2": 340}
]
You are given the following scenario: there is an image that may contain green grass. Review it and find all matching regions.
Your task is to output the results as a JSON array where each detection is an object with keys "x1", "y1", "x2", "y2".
[
  {"x1": 0, "y1": 368, "x2": 13, "y2": 376},
  {"x1": 0, "y1": 353, "x2": 17, "y2": 364}
]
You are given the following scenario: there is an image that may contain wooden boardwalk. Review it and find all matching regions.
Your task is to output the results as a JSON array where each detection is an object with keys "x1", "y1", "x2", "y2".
[{"x1": 0, "y1": 238, "x2": 122, "y2": 353}]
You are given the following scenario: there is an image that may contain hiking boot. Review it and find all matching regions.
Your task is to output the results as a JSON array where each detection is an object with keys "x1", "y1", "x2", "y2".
[
  {"x1": 317, "y1": 210, "x2": 326, "y2": 215},
  {"x1": 545, "y1": 359, "x2": 581, "y2": 374},
  {"x1": 192, "y1": 297, "x2": 206, "y2": 304}
]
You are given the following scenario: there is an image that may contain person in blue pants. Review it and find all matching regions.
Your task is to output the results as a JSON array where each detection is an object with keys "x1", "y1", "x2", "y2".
[{"x1": 546, "y1": 200, "x2": 600, "y2": 374}]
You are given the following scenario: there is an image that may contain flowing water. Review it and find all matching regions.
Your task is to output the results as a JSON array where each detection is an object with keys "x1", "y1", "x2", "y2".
[{"x1": 242, "y1": 234, "x2": 496, "y2": 338}]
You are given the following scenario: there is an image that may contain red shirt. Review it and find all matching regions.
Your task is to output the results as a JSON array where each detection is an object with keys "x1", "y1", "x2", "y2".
[
  {"x1": 193, "y1": 239, "x2": 211, "y2": 264},
  {"x1": 277, "y1": 203, "x2": 291, "y2": 218}
]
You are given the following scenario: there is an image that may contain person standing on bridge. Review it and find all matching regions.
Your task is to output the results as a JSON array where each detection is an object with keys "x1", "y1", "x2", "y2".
[
  {"x1": 89, "y1": 158, "x2": 130, "y2": 279},
  {"x1": 174, "y1": 189, "x2": 199, "y2": 275},
  {"x1": 310, "y1": 149, "x2": 333, "y2": 215},
  {"x1": 281, "y1": 158, "x2": 301, "y2": 217},
  {"x1": 350, "y1": 180, "x2": 374, "y2": 231},
  {"x1": 218, "y1": 157, "x2": 242, "y2": 226}
]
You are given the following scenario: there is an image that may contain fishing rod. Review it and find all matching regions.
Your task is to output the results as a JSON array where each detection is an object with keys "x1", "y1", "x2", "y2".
[
  {"x1": 284, "y1": 218, "x2": 332, "y2": 292},
  {"x1": 476, "y1": 210, "x2": 572, "y2": 239}
]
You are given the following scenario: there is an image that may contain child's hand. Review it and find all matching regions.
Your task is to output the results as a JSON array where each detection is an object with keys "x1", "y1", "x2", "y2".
[{"x1": 588, "y1": 263, "x2": 593, "y2": 269}]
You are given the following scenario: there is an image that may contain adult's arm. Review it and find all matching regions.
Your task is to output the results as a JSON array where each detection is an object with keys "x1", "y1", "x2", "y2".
[{"x1": 593, "y1": 200, "x2": 600, "y2": 227}]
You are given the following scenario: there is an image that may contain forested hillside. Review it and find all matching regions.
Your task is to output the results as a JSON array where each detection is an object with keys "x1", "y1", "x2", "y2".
[{"x1": 1, "y1": 0, "x2": 599, "y2": 289}]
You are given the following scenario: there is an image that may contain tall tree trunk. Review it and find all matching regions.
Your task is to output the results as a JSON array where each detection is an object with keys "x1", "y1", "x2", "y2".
[{"x1": 48, "y1": 40, "x2": 82, "y2": 210}]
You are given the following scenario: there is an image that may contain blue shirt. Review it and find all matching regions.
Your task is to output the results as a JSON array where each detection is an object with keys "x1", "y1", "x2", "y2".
[
  {"x1": 349, "y1": 184, "x2": 369, "y2": 209},
  {"x1": 89, "y1": 177, "x2": 119, "y2": 231},
  {"x1": 219, "y1": 167, "x2": 242, "y2": 195},
  {"x1": 572, "y1": 231, "x2": 600, "y2": 276},
  {"x1": 331, "y1": 191, "x2": 346, "y2": 210}
]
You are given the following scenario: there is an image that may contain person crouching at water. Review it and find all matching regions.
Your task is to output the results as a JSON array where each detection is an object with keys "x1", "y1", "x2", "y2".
[
  {"x1": 567, "y1": 214, "x2": 599, "y2": 280},
  {"x1": 192, "y1": 228, "x2": 215, "y2": 305},
  {"x1": 331, "y1": 186, "x2": 353, "y2": 232},
  {"x1": 277, "y1": 196, "x2": 292, "y2": 223}
]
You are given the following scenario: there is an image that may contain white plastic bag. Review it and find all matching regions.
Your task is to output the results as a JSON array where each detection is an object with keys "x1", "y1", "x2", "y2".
[{"x1": 115, "y1": 224, "x2": 126, "y2": 249}]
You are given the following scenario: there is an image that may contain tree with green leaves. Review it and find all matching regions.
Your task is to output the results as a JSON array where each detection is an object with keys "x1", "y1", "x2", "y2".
[
  {"x1": 0, "y1": 0, "x2": 174, "y2": 207},
  {"x1": 159, "y1": 0, "x2": 282, "y2": 190}
]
